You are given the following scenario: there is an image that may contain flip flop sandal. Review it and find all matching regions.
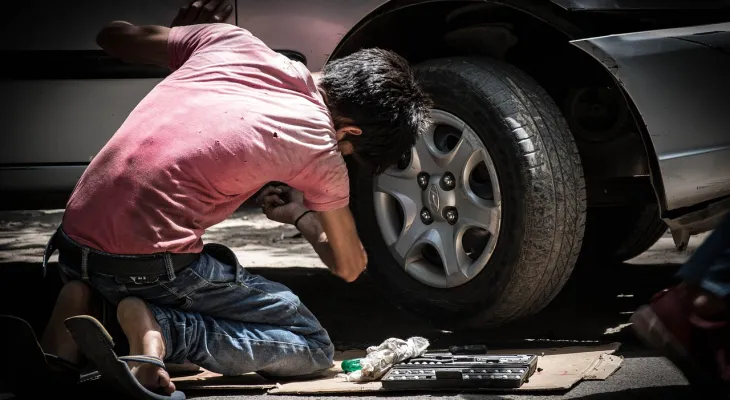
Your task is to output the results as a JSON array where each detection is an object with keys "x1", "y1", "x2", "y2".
[
  {"x1": 64, "y1": 315, "x2": 186, "y2": 400},
  {"x1": 0, "y1": 314, "x2": 103, "y2": 398}
]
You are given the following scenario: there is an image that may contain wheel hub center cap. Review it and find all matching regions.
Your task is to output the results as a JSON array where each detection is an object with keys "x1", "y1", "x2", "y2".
[
  {"x1": 422, "y1": 175, "x2": 455, "y2": 219},
  {"x1": 428, "y1": 184, "x2": 440, "y2": 212}
]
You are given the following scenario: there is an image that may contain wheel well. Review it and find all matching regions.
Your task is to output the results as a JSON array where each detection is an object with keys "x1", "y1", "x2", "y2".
[{"x1": 332, "y1": 1, "x2": 658, "y2": 208}]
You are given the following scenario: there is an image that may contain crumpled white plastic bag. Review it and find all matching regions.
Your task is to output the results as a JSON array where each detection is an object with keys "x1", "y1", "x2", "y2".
[{"x1": 339, "y1": 336, "x2": 430, "y2": 382}]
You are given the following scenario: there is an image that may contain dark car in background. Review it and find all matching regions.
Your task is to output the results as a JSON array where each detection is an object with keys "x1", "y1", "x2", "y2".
[{"x1": 2, "y1": 0, "x2": 729, "y2": 329}]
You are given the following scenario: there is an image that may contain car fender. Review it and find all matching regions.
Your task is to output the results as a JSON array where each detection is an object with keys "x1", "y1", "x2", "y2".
[
  {"x1": 550, "y1": 0, "x2": 730, "y2": 11},
  {"x1": 570, "y1": 23, "x2": 730, "y2": 212}
]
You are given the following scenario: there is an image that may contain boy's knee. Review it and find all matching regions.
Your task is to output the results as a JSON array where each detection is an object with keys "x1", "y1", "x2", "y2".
[
  {"x1": 57, "y1": 280, "x2": 93, "y2": 308},
  {"x1": 116, "y1": 296, "x2": 148, "y2": 324},
  {"x1": 306, "y1": 333, "x2": 335, "y2": 369},
  {"x1": 304, "y1": 344, "x2": 336, "y2": 375},
  {"x1": 311, "y1": 322, "x2": 333, "y2": 346},
  {"x1": 257, "y1": 346, "x2": 335, "y2": 380},
  {"x1": 321, "y1": 340, "x2": 335, "y2": 365}
]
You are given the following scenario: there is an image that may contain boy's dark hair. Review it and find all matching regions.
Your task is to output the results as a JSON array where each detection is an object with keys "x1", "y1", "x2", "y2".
[{"x1": 321, "y1": 48, "x2": 432, "y2": 174}]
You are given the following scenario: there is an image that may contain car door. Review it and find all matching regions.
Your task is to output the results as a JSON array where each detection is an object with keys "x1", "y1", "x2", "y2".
[{"x1": 0, "y1": 0, "x2": 234, "y2": 193}]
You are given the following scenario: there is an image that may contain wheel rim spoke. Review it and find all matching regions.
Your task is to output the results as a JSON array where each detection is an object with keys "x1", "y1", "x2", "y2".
[
  {"x1": 457, "y1": 141, "x2": 501, "y2": 235},
  {"x1": 385, "y1": 142, "x2": 423, "y2": 178},
  {"x1": 392, "y1": 221, "x2": 428, "y2": 262},
  {"x1": 417, "y1": 226, "x2": 471, "y2": 286},
  {"x1": 436, "y1": 226, "x2": 465, "y2": 278},
  {"x1": 440, "y1": 134, "x2": 479, "y2": 172},
  {"x1": 373, "y1": 172, "x2": 421, "y2": 248},
  {"x1": 456, "y1": 191, "x2": 500, "y2": 235},
  {"x1": 414, "y1": 125, "x2": 441, "y2": 172},
  {"x1": 375, "y1": 171, "x2": 422, "y2": 205}
]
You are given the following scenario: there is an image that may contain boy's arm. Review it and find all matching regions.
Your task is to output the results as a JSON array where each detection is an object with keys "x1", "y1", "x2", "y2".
[
  {"x1": 95, "y1": 0, "x2": 233, "y2": 68},
  {"x1": 297, "y1": 207, "x2": 367, "y2": 283},
  {"x1": 95, "y1": 22, "x2": 171, "y2": 68},
  {"x1": 258, "y1": 186, "x2": 367, "y2": 282}
]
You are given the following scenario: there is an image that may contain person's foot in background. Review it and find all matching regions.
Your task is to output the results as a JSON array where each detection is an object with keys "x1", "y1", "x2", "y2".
[
  {"x1": 631, "y1": 281, "x2": 729, "y2": 392},
  {"x1": 631, "y1": 211, "x2": 730, "y2": 394}
]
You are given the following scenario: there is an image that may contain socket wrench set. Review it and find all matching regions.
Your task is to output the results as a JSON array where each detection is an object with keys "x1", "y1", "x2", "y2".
[{"x1": 381, "y1": 347, "x2": 538, "y2": 390}]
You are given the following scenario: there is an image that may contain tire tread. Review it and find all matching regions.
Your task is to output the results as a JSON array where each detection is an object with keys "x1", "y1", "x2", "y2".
[{"x1": 423, "y1": 58, "x2": 587, "y2": 324}]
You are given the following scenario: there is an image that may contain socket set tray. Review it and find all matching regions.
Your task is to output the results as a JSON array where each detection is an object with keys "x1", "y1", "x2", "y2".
[{"x1": 381, "y1": 352, "x2": 539, "y2": 390}]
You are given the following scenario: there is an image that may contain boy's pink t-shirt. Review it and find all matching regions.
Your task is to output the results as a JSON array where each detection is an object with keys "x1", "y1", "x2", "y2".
[{"x1": 62, "y1": 23, "x2": 350, "y2": 255}]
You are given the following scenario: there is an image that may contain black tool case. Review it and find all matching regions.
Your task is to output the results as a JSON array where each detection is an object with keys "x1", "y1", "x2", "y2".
[{"x1": 381, "y1": 351, "x2": 539, "y2": 390}]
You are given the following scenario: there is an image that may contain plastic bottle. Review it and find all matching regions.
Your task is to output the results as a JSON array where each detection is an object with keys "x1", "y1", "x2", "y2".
[{"x1": 341, "y1": 358, "x2": 363, "y2": 372}]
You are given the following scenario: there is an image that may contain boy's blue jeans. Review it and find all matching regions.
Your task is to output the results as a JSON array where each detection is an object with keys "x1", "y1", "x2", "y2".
[
  {"x1": 56, "y1": 231, "x2": 334, "y2": 378},
  {"x1": 676, "y1": 212, "x2": 730, "y2": 299}
]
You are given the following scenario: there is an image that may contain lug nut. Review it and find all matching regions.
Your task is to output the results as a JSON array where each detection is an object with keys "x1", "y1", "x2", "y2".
[
  {"x1": 441, "y1": 172, "x2": 456, "y2": 191},
  {"x1": 443, "y1": 207, "x2": 458, "y2": 225},
  {"x1": 397, "y1": 151, "x2": 411, "y2": 170},
  {"x1": 420, "y1": 208, "x2": 434, "y2": 225},
  {"x1": 417, "y1": 172, "x2": 430, "y2": 190}
]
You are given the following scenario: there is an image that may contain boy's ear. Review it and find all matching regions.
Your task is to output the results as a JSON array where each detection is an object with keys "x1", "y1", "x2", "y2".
[
  {"x1": 346, "y1": 126, "x2": 362, "y2": 136},
  {"x1": 336, "y1": 125, "x2": 362, "y2": 139}
]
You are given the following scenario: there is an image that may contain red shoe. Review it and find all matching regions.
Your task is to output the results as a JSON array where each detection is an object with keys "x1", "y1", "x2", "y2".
[{"x1": 630, "y1": 284, "x2": 729, "y2": 394}]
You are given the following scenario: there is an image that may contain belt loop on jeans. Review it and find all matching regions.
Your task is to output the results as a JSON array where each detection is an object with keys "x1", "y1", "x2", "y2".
[
  {"x1": 164, "y1": 253, "x2": 176, "y2": 281},
  {"x1": 81, "y1": 248, "x2": 90, "y2": 281},
  {"x1": 42, "y1": 227, "x2": 61, "y2": 279}
]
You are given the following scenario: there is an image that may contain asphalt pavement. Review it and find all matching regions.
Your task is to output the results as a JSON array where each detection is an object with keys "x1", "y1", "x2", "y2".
[
  {"x1": 184, "y1": 355, "x2": 690, "y2": 399},
  {"x1": 0, "y1": 210, "x2": 709, "y2": 399},
  {"x1": 176, "y1": 261, "x2": 694, "y2": 400}
]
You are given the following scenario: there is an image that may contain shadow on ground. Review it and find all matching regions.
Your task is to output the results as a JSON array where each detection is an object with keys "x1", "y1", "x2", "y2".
[
  {"x1": 0, "y1": 256, "x2": 680, "y2": 353},
  {"x1": 251, "y1": 260, "x2": 681, "y2": 352},
  {"x1": 178, "y1": 384, "x2": 696, "y2": 399},
  {"x1": 461, "y1": 385, "x2": 695, "y2": 399},
  {"x1": 564, "y1": 385, "x2": 696, "y2": 399}
]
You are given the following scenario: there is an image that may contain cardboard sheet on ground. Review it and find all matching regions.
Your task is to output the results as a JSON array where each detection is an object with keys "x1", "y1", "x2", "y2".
[{"x1": 171, "y1": 342, "x2": 623, "y2": 394}]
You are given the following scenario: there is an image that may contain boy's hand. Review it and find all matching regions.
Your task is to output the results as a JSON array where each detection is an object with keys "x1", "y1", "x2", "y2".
[
  {"x1": 171, "y1": 0, "x2": 234, "y2": 27},
  {"x1": 257, "y1": 185, "x2": 308, "y2": 225},
  {"x1": 257, "y1": 184, "x2": 367, "y2": 282}
]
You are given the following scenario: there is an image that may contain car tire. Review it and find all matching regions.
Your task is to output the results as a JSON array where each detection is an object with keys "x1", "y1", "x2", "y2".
[
  {"x1": 580, "y1": 203, "x2": 667, "y2": 263},
  {"x1": 350, "y1": 57, "x2": 587, "y2": 329}
]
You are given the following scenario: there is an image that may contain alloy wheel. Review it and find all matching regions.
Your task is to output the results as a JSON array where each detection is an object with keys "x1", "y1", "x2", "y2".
[{"x1": 373, "y1": 109, "x2": 503, "y2": 288}]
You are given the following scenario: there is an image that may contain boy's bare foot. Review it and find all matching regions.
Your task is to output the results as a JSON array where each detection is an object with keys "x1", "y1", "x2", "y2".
[
  {"x1": 117, "y1": 297, "x2": 176, "y2": 394},
  {"x1": 40, "y1": 280, "x2": 98, "y2": 366}
]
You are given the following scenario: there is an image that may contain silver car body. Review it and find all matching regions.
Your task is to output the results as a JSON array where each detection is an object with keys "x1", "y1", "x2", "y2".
[
  {"x1": 571, "y1": 21, "x2": 730, "y2": 237},
  {"x1": 1, "y1": 0, "x2": 729, "y2": 237}
]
